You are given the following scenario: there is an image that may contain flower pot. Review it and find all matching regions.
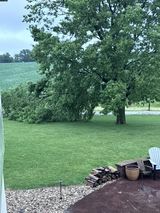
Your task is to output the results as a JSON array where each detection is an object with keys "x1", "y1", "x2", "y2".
[{"x1": 125, "y1": 165, "x2": 140, "y2": 181}]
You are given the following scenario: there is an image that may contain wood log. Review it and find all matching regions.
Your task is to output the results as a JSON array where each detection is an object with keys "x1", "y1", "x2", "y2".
[
  {"x1": 85, "y1": 165, "x2": 120, "y2": 187},
  {"x1": 108, "y1": 166, "x2": 117, "y2": 173},
  {"x1": 115, "y1": 172, "x2": 120, "y2": 178},
  {"x1": 104, "y1": 168, "x2": 110, "y2": 173},
  {"x1": 88, "y1": 174, "x2": 99, "y2": 181},
  {"x1": 92, "y1": 169, "x2": 101, "y2": 174},
  {"x1": 91, "y1": 169, "x2": 104, "y2": 177},
  {"x1": 97, "y1": 167, "x2": 105, "y2": 171},
  {"x1": 86, "y1": 180, "x2": 99, "y2": 187},
  {"x1": 102, "y1": 175, "x2": 112, "y2": 182},
  {"x1": 85, "y1": 178, "x2": 97, "y2": 184},
  {"x1": 111, "y1": 174, "x2": 116, "y2": 179}
]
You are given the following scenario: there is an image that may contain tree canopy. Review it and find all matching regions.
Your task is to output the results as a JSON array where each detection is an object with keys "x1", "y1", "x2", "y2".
[
  {"x1": 0, "y1": 49, "x2": 34, "y2": 63},
  {"x1": 14, "y1": 49, "x2": 35, "y2": 62},
  {"x1": 3, "y1": 0, "x2": 160, "y2": 124},
  {"x1": 0, "y1": 53, "x2": 13, "y2": 63}
]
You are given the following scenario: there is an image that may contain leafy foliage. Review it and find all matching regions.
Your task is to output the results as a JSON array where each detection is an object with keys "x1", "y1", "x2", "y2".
[
  {"x1": 23, "y1": 0, "x2": 160, "y2": 124},
  {"x1": 14, "y1": 49, "x2": 35, "y2": 62},
  {"x1": 3, "y1": 0, "x2": 160, "y2": 123},
  {"x1": 101, "y1": 81, "x2": 127, "y2": 115},
  {"x1": 0, "y1": 49, "x2": 35, "y2": 63},
  {"x1": 2, "y1": 75, "x2": 97, "y2": 122},
  {"x1": 0, "y1": 53, "x2": 13, "y2": 63}
]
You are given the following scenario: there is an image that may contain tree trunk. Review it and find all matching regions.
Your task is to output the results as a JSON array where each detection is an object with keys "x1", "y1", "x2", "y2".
[
  {"x1": 116, "y1": 106, "x2": 126, "y2": 124},
  {"x1": 148, "y1": 101, "x2": 151, "y2": 111}
]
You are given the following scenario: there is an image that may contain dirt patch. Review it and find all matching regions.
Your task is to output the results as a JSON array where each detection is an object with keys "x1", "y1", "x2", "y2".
[{"x1": 66, "y1": 178, "x2": 160, "y2": 213}]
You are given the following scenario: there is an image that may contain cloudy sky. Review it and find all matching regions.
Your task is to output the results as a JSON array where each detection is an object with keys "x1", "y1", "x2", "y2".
[{"x1": 0, "y1": 0, "x2": 33, "y2": 56}]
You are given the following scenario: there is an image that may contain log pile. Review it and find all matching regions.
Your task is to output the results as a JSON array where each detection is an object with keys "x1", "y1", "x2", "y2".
[{"x1": 85, "y1": 166, "x2": 120, "y2": 187}]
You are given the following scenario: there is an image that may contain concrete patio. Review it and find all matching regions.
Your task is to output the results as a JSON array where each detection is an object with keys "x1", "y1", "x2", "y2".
[{"x1": 66, "y1": 178, "x2": 160, "y2": 213}]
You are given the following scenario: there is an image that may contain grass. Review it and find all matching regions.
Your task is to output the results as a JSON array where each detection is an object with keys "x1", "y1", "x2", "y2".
[
  {"x1": 0, "y1": 62, "x2": 40, "y2": 91},
  {"x1": 4, "y1": 115, "x2": 160, "y2": 189}
]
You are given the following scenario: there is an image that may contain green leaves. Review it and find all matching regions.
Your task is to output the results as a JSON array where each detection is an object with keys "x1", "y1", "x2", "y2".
[
  {"x1": 17, "y1": 0, "x2": 160, "y2": 123},
  {"x1": 101, "y1": 81, "x2": 127, "y2": 114}
]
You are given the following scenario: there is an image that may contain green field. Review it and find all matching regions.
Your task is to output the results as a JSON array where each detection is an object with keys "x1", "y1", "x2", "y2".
[
  {"x1": 1, "y1": 62, "x2": 160, "y2": 190},
  {"x1": 0, "y1": 62, "x2": 40, "y2": 91},
  {"x1": 4, "y1": 115, "x2": 160, "y2": 189}
]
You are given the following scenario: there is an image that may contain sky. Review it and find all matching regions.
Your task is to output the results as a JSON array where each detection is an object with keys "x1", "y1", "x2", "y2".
[{"x1": 0, "y1": 0, "x2": 33, "y2": 56}]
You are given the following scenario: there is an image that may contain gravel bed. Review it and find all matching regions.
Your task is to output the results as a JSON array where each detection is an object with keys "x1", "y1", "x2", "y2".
[
  {"x1": 6, "y1": 182, "x2": 113, "y2": 213},
  {"x1": 95, "y1": 110, "x2": 160, "y2": 115}
]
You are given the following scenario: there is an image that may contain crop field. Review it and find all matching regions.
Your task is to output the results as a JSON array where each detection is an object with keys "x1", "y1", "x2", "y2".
[{"x1": 0, "y1": 62, "x2": 40, "y2": 91}]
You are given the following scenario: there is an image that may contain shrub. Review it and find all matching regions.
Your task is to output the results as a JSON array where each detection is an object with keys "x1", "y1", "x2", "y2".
[{"x1": 2, "y1": 79, "x2": 96, "y2": 123}]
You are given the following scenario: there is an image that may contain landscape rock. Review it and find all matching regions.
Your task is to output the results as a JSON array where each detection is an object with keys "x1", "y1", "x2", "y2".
[{"x1": 6, "y1": 183, "x2": 112, "y2": 213}]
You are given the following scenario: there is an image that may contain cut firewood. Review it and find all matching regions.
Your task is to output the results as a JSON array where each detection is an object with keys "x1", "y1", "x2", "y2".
[
  {"x1": 108, "y1": 166, "x2": 117, "y2": 173},
  {"x1": 91, "y1": 169, "x2": 104, "y2": 177},
  {"x1": 85, "y1": 165, "x2": 120, "y2": 187},
  {"x1": 97, "y1": 167, "x2": 105, "y2": 171},
  {"x1": 86, "y1": 179, "x2": 98, "y2": 187},
  {"x1": 104, "y1": 168, "x2": 110, "y2": 172},
  {"x1": 88, "y1": 174, "x2": 99, "y2": 181}
]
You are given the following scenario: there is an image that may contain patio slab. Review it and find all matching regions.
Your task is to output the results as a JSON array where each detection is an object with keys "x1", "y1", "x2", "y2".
[{"x1": 66, "y1": 178, "x2": 160, "y2": 213}]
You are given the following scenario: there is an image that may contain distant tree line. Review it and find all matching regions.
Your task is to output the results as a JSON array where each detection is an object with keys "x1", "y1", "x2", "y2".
[{"x1": 0, "y1": 49, "x2": 35, "y2": 63}]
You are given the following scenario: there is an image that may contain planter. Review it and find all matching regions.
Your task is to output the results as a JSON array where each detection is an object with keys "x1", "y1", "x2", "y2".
[{"x1": 125, "y1": 165, "x2": 140, "y2": 181}]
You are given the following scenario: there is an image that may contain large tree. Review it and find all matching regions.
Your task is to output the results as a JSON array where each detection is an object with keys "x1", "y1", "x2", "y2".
[
  {"x1": 24, "y1": 0, "x2": 160, "y2": 124},
  {"x1": 0, "y1": 52, "x2": 13, "y2": 63},
  {"x1": 14, "y1": 49, "x2": 34, "y2": 62}
]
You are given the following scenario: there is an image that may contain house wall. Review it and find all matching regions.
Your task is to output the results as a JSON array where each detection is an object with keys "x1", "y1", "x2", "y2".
[{"x1": 0, "y1": 95, "x2": 7, "y2": 213}]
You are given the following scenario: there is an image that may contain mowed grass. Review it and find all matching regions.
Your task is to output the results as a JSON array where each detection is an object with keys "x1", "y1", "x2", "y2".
[
  {"x1": 0, "y1": 62, "x2": 40, "y2": 90},
  {"x1": 4, "y1": 115, "x2": 160, "y2": 189}
]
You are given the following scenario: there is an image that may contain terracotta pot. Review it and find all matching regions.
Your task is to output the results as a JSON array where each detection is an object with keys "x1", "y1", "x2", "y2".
[{"x1": 125, "y1": 165, "x2": 140, "y2": 181}]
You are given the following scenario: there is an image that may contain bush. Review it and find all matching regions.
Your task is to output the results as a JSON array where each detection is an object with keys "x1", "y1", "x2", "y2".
[{"x1": 2, "y1": 79, "x2": 97, "y2": 123}]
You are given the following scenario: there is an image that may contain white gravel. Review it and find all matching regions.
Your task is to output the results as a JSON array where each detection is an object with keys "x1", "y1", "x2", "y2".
[
  {"x1": 6, "y1": 183, "x2": 112, "y2": 213},
  {"x1": 95, "y1": 110, "x2": 160, "y2": 115}
]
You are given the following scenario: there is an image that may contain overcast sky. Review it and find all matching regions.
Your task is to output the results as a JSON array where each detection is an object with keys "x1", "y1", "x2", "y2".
[{"x1": 0, "y1": 0, "x2": 33, "y2": 56}]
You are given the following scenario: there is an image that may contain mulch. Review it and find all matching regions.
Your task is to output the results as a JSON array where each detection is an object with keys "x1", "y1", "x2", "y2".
[{"x1": 66, "y1": 178, "x2": 160, "y2": 213}]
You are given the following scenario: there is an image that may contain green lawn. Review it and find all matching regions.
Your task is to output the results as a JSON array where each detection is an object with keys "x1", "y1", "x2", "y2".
[
  {"x1": 4, "y1": 115, "x2": 160, "y2": 189},
  {"x1": 0, "y1": 62, "x2": 40, "y2": 91}
]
